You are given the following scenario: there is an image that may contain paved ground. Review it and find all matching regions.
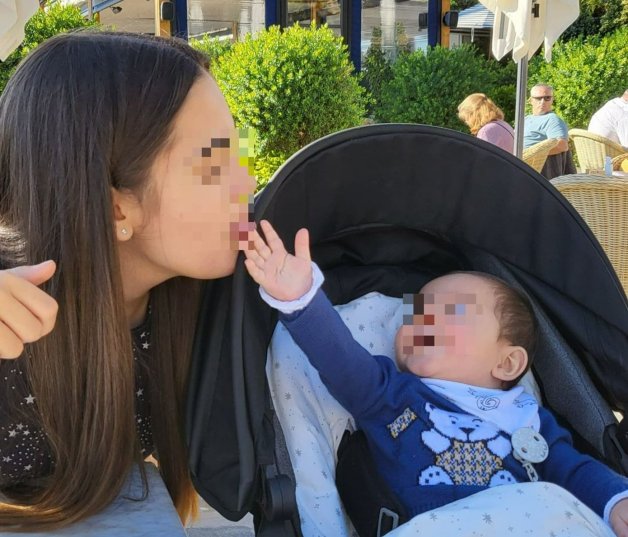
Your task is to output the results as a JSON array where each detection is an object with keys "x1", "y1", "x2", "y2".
[{"x1": 186, "y1": 499, "x2": 254, "y2": 537}]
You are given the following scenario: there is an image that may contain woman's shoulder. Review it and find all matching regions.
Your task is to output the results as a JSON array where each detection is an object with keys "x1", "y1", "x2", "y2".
[
  {"x1": 477, "y1": 120, "x2": 514, "y2": 140},
  {"x1": 480, "y1": 120, "x2": 513, "y2": 133}
]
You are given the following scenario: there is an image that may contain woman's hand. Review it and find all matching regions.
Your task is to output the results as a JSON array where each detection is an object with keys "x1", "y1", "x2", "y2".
[
  {"x1": 0, "y1": 260, "x2": 58, "y2": 359},
  {"x1": 244, "y1": 220, "x2": 312, "y2": 302}
]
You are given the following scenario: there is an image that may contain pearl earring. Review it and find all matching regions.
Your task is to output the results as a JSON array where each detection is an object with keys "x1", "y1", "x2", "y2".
[{"x1": 121, "y1": 228, "x2": 128, "y2": 235}]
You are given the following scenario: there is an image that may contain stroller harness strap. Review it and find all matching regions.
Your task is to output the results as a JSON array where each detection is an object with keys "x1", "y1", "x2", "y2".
[{"x1": 336, "y1": 429, "x2": 409, "y2": 537}]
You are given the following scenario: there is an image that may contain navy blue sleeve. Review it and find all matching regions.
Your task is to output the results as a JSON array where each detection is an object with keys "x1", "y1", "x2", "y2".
[
  {"x1": 538, "y1": 407, "x2": 628, "y2": 517},
  {"x1": 279, "y1": 289, "x2": 399, "y2": 418}
]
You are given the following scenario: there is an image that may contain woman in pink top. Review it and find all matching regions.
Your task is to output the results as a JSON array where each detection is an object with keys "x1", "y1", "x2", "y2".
[{"x1": 458, "y1": 93, "x2": 514, "y2": 154}]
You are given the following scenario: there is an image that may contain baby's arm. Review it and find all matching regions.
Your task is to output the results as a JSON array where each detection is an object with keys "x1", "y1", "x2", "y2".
[
  {"x1": 278, "y1": 288, "x2": 399, "y2": 418},
  {"x1": 538, "y1": 407, "x2": 628, "y2": 533},
  {"x1": 244, "y1": 221, "x2": 398, "y2": 418}
]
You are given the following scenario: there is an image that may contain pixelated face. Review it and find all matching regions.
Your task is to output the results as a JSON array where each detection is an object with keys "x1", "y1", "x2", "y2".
[
  {"x1": 394, "y1": 273, "x2": 509, "y2": 386},
  {"x1": 529, "y1": 87, "x2": 554, "y2": 116},
  {"x1": 135, "y1": 74, "x2": 255, "y2": 280}
]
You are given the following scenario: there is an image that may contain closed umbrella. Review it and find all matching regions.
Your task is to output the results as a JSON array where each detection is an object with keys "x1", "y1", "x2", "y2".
[
  {"x1": 478, "y1": 0, "x2": 579, "y2": 157},
  {"x1": 0, "y1": 0, "x2": 39, "y2": 61}
]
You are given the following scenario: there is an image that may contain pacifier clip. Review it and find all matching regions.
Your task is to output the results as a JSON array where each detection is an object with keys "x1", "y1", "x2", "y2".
[{"x1": 511, "y1": 427, "x2": 549, "y2": 482}]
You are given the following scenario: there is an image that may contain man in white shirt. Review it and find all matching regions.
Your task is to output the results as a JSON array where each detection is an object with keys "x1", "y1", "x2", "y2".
[{"x1": 588, "y1": 90, "x2": 628, "y2": 148}]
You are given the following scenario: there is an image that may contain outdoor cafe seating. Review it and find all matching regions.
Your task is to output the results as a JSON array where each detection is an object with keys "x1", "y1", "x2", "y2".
[
  {"x1": 551, "y1": 172, "x2": 628, "y2": 294},
  {"x1": 569, "y1": 129, "x2": 627, "y2": 173},
  {"x1": 522, "y1": 138, "x2": 559, "y2": 173},
  {"x1": 613, "y1": 153, "x2": 628, "y2": 172}
]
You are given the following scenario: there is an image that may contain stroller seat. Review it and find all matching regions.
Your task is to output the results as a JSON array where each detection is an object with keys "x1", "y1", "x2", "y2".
[
  {"x1": 266, "y1": 292, "x2": 401, "y2": 536},
  {"x1": 265, "y1": 284, "x2": 613, "y2": 536}
]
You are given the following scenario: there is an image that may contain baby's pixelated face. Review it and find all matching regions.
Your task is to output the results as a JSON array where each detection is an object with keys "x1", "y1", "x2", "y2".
[{"x1": 394, "y1": 273, "x2": 510, "y2": 387}]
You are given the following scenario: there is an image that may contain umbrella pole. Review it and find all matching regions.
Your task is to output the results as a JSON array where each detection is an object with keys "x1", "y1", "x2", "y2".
[{"x1": 513, "y1": 55, "x2": 528, "y2": 158}]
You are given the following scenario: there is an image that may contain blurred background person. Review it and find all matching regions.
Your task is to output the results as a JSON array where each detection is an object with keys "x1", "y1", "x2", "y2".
[
  {"x1": 458, "y1": 93, "x2": 514, "y2": 154},
  {"x1": 523, "y1": 84, "x2": 569, "y2": 154},
  {"x1": 588, "y1": 89, "x2": 628, "y2": 148},
  {"x1": 523, "y1": 84, "x2": 575, "y2": 179}
]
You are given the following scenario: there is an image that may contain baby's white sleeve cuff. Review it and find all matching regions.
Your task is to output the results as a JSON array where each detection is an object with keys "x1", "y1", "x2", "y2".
[
  {"x1": 259, "y1": 262, "x2": 325, "y2": 314},
  {"x1": 603, "y1": 490, "x2": 628, "y2": 524}
]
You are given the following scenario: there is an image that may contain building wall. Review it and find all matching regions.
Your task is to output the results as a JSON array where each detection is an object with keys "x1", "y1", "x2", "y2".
[
  {"x1": 93, "y1": 0, "x2": 431, "y2": 66},
  {"x1": 97, "y1": 0, "x2": 155, "y2": 33}
]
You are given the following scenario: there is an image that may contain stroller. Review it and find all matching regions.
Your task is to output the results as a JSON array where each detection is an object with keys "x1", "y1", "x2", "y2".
[{"x1": 186, "y1": 124, "x2": 628, "y2": 536}]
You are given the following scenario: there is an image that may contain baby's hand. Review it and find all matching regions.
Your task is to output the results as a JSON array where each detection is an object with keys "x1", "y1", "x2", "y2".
[
  {"x1": 610, "y1": 497, "x2": 628, "y2": 537},
  {"x1": 244, "y1": 220, "x2": 312, "y2": 302}
]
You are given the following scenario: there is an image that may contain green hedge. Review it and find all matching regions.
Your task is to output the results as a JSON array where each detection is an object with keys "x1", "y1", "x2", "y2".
[
  {"x1": 0, "y1": 3, "x2": 98, "y2": 94},
  {"x1": 188, "y1": 35, "x2": 232, "y2": 74},
  {"x1": 211, "y1": 24, "x2": 369, "y2": 187},
  {"x1": 374, "y1": 45, "x2": 516, "y2": 131},
  {"x1": 361, "y1": 27, "x2": 400, "y2": 117},
  {"x1": 529, "y1": 26, "x2": 628, "y2": 129},
  {"x1": 561, "y1": 0, "x2": 628, "y2": 41}
]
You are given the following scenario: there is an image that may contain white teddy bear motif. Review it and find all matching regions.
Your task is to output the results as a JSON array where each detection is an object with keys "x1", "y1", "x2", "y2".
[{"x1": 418, "y1": 403, "x2": 517, "y2": 487}]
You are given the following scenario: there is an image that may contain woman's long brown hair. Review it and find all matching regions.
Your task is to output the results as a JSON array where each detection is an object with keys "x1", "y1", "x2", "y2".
[{"x1": 0, "y1": 32, "x2": 209, "y2": 530}]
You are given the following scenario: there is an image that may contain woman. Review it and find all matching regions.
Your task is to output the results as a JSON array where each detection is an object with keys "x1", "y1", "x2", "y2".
[
  {"x1": 457, "y1": 93, "x2": 514, "y2": 154},
  {"x1": 0, "y1": 32, "x2": 254, "y2": 529}
]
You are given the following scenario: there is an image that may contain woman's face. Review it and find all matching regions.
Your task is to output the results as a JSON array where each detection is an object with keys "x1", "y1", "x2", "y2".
[{"x1": 130, "y1": 73, "x2": 255, "y2": 281}]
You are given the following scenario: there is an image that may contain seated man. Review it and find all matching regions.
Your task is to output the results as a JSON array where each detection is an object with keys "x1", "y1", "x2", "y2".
[
  {"x1": 524, "y1": 84, "x2": 575, "y2": 179},
  {"x1": 588, "y1": 90, "x2": 628, "y2": 148}
]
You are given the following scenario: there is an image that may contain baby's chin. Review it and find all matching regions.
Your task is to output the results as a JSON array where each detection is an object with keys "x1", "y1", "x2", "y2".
[
  {"x1": 396, "y1": 352, "x2": 428, "y2": 375},
  {"x1": 396, "y1": 349, "x2": 451, "y2": 377}
]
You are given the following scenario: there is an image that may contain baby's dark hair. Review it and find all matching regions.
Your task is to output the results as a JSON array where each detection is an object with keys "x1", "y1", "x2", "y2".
[{"x1": 461, "y1": 271, "x2": 539, "y2": 385}]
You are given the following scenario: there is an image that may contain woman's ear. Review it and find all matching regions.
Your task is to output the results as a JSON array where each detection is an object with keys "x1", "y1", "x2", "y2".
[
  {"x1": 111, "y1": 187, "x2": 143, "y2": 241},
  {"x1": 492, "y1": 346, "x2": 528, "y2": 383}
]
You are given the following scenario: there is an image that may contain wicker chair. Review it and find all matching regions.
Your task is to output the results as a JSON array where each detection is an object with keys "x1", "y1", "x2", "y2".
[
  {"x1": 612, "y1": 152, "x2": 628, "y2": 172},
  {"x1": 551, "y1": 174, "x2": 628, "y2": 293},
  {"x1": 522, "y1": 138, "x2": 560, "y2": 173},
  {"x1": 568, "y1": 129, "x2": 626, "y2": 173}
]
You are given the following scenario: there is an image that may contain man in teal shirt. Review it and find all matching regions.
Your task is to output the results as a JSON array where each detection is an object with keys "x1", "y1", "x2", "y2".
[
  {"x1": 523, "y1": 84, "x2": 569, "y2": 151},
  {"x1": 524, "y1": 84, "x2": 575, "y2": 178}
]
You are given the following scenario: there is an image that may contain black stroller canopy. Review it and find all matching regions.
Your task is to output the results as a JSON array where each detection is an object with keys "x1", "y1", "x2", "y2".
[
  {"x1": 258, "y1": 124, "x2": 625, "y2": 327},
  {"x1": 255, "y1": 124, "x2": 626, "y2": 401},
  {"x1": 187, "y1": 124, "x2": 628, "y2": 525}
]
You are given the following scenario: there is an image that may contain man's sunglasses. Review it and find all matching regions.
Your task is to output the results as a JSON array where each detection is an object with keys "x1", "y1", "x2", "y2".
[{"x1": 531, "y1": 96, "x2": 553, "y2": 101}]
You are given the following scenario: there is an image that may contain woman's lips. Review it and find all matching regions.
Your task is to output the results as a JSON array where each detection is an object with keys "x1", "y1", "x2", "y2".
[{"x1": 231, "y1": 220, "x2": 256, "y2": 249}]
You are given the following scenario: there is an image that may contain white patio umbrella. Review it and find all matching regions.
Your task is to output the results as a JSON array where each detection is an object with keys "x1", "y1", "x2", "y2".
[
  {"x1": 478, "y1": 0, "x2": 579, "y2": 157},
  {"x1": 0, "y1": 0, "x2": 39, "y2": 61}
]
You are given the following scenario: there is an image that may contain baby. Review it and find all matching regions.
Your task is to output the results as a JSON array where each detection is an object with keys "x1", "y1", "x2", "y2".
[{"x1": 245, "y1": 220, "x2": 628, "y2": 535}]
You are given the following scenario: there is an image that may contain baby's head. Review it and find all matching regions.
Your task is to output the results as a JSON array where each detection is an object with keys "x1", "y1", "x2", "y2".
[{"x1": 394, "y1": 272, "x2": 538, "y2": 390}]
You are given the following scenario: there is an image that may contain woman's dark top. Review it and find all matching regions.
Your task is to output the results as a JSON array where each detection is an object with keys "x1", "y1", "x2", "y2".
[{"x1": 0, "y1": 318, "x2": 154, "y2": 488}]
